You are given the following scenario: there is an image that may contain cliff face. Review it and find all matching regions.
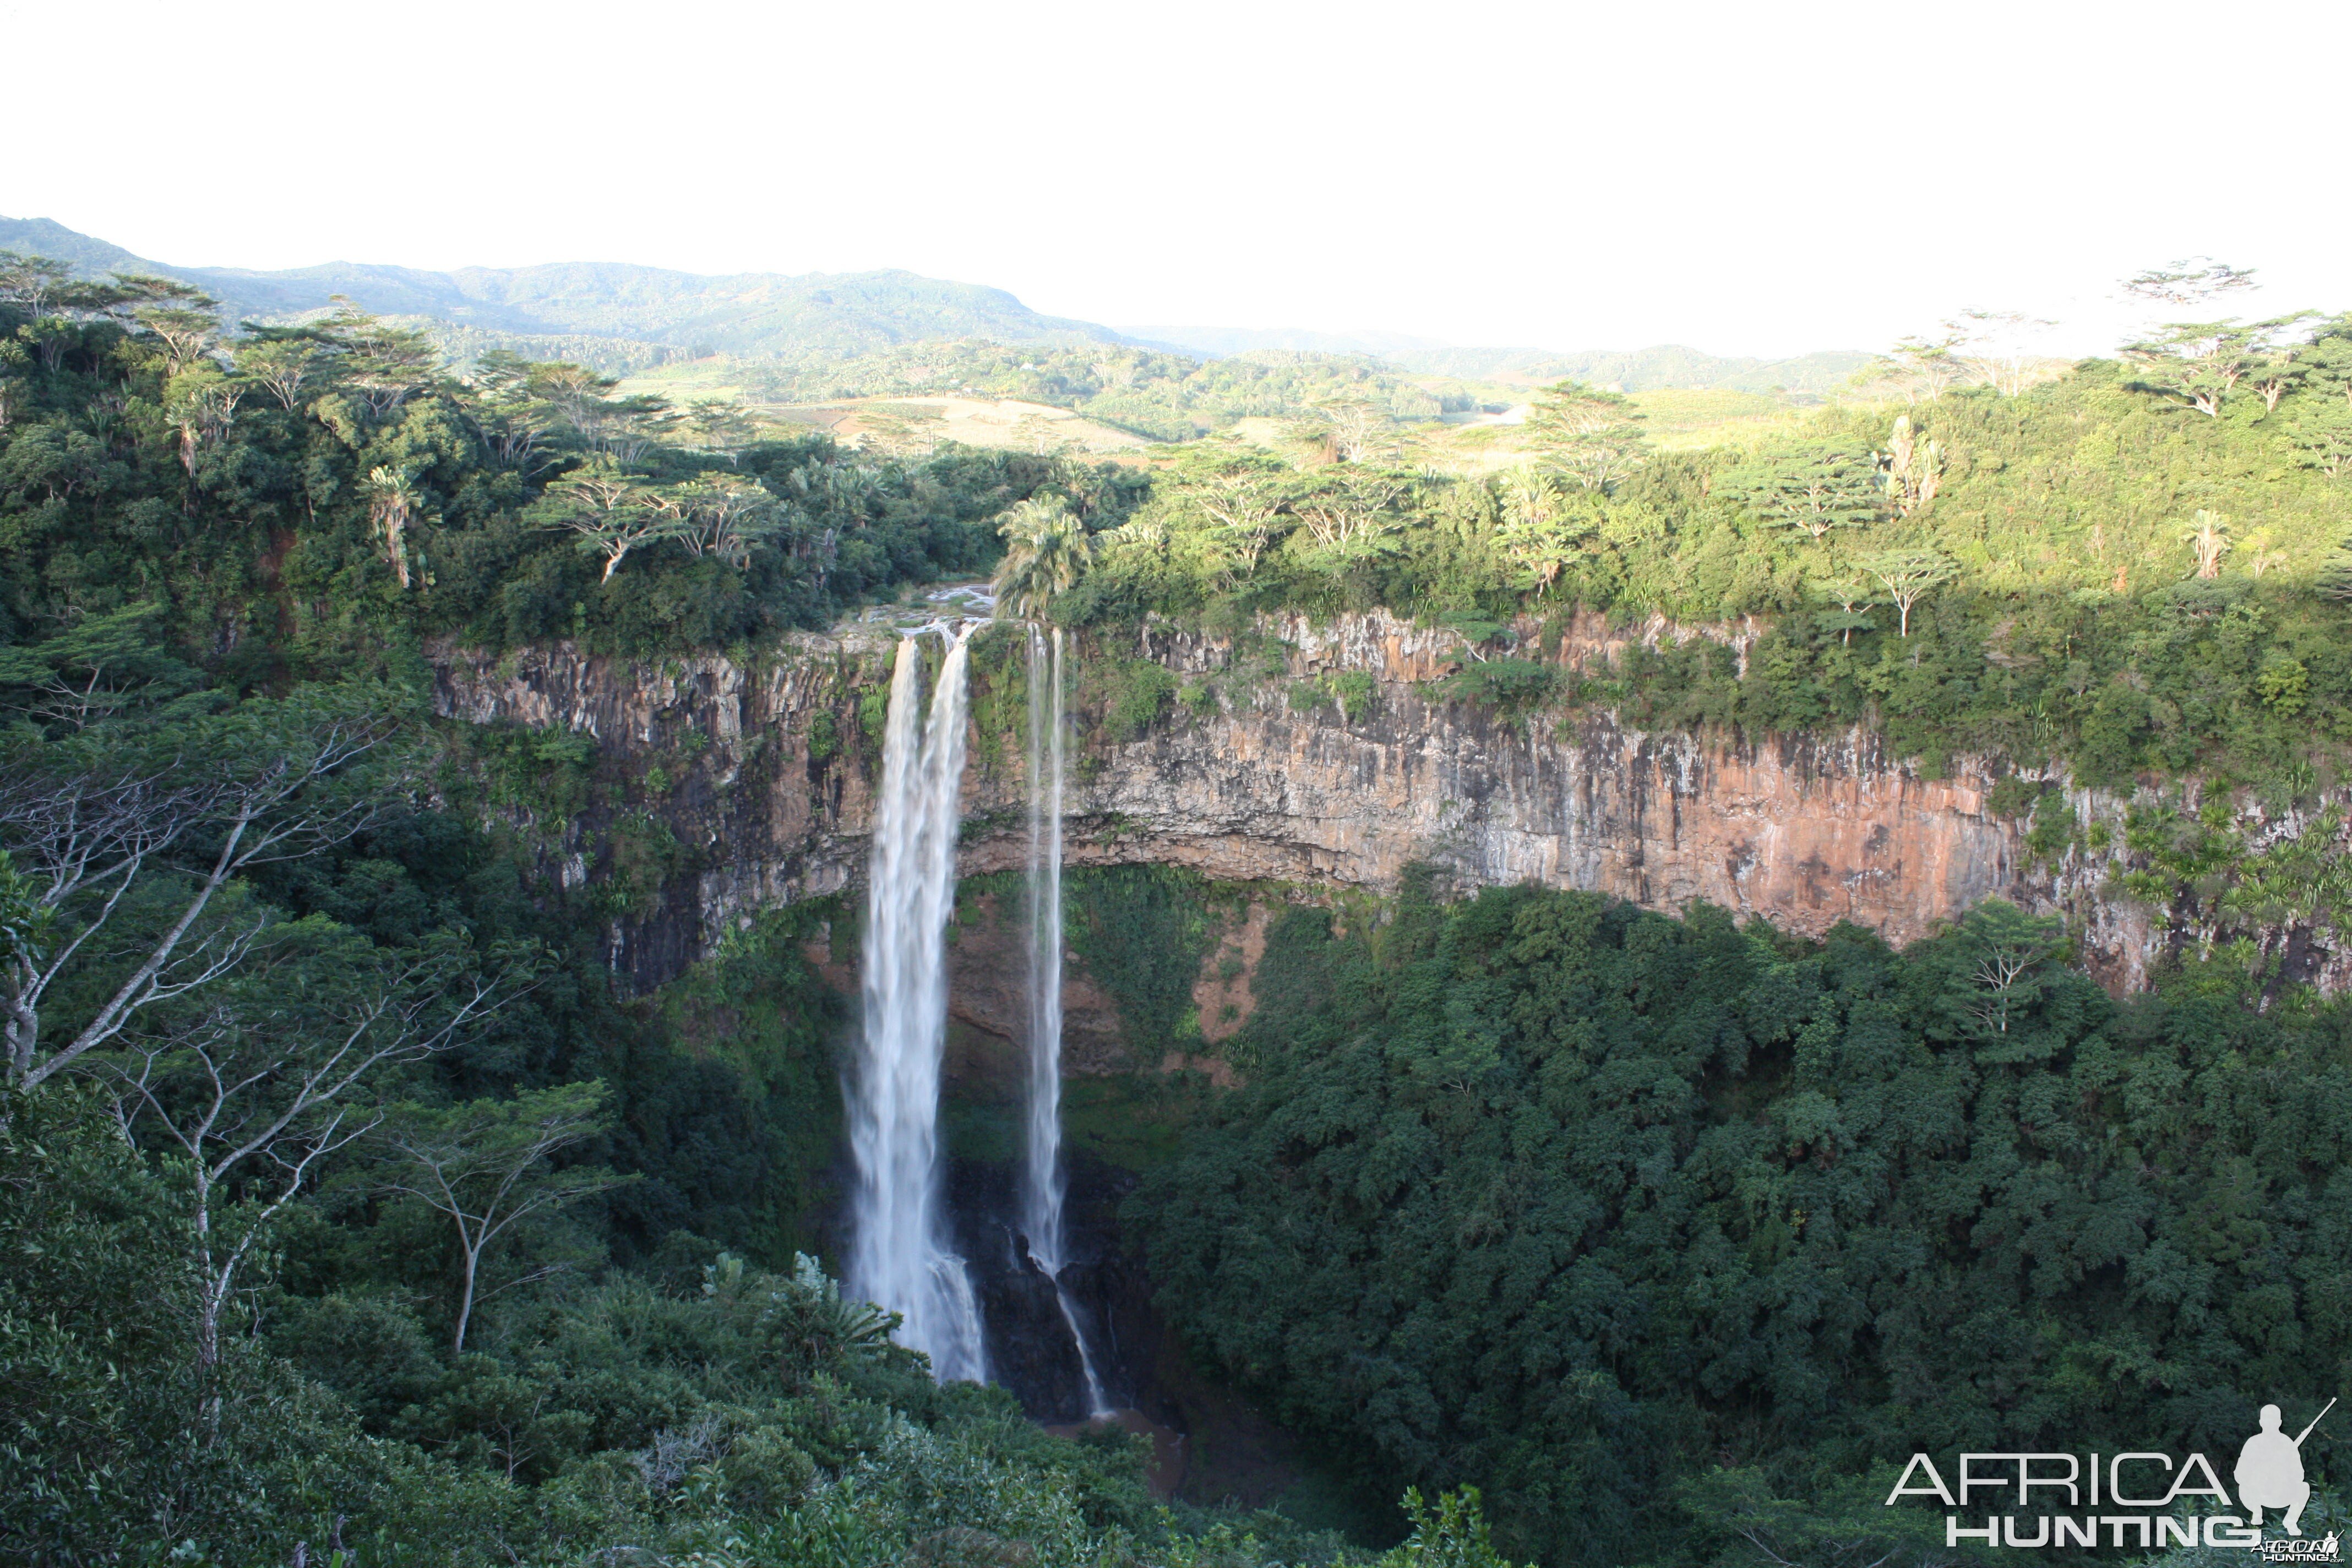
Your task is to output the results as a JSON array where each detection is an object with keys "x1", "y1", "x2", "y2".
[{"x1": 429, "y1": 608, "x2": 2350, "y2": 1000}]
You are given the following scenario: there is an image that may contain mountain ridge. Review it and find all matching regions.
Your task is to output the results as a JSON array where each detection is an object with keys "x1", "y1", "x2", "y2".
[
  {"x1": 0, "y1": 216, "x2": 1127, "y2": 361},
  {"x1": 3, "y1": 215, "x2": 1870, "y2": 391}
]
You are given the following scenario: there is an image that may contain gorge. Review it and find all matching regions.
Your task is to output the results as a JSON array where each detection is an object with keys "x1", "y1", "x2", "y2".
[
  {"x1": 13, "y1": 216, "x2": 2352, "y2": 1564},
  {"x1": 423, "y1": 596, "x2": 2352, "y2": 1467}
]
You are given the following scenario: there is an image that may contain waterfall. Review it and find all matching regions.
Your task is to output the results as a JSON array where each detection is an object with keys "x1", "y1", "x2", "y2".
[
  {"x1": 1021, "y1": 627, "x2": 1112, "y2": 1415},
  {"x1": 1020, "y1": 625, "x2": 1068, "y2": 1266},
  {"x1": 846, "y1": 624, "x2": 987, "y2": 1384}
]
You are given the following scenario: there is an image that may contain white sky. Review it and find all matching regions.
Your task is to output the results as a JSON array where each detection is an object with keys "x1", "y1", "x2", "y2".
[{"x1": 4, "y1": 0, "x2": 2345, "y2": 358}]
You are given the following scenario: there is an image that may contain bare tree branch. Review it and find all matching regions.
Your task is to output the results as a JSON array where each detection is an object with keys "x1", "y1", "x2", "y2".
[
  {"x1": 1, "y1": 693, "x2": 411, "y2": 1088},
  {"x1": 100, "y1": 933, "x2": 531, "y2": 1364}
]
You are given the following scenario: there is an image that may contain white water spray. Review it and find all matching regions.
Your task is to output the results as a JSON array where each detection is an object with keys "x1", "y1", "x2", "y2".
[
  {"x1": 1021, "y1": 627, "x2": 1112, "y2": 1415},
  {"x1": 847, "y1": 625, "x2": 987, "y2": 1384}
]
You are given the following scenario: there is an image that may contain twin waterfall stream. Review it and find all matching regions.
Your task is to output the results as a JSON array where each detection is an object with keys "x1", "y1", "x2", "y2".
[
  {"x1": 1020, "y1": 627, "x2": 1113, "y2": 1415},
  {"x1": 845, "y1": 621, "x2": 1112, "y2": 1414}
]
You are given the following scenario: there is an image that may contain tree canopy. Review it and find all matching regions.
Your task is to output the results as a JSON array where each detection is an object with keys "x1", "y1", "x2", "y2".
[{"x1": 1134, "y1": 878, "x2": 2352, "y2": 1565}]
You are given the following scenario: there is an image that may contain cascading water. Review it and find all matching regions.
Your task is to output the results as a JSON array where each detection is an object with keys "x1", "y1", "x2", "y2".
[
  {"x1": 1021, "y1": 626, "x2": 1112, "y2": 1415},
  {"x1": 846, "y1": 624, "x2": 988, "y2": 1384}
]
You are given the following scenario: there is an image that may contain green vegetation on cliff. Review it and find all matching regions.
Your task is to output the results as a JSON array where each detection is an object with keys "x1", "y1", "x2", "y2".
[
  {"x1": 0, "y1": 262, "x2": 1456, "y2": 1556},
  {"x1": 18, "y1": 235, "x2": 2346, "y2": 806},
  {"x1": 1056, "y1": 346, "x2": 2352, "y2": 792}
]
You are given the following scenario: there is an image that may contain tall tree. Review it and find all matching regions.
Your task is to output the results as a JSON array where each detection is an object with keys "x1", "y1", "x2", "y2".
[
  {"x1": 102, "y1": 927, "x2": 522, "y2": 1363},
  {"x1": 164, "y1": 371, "x2": 242, "y2": 479},
  {"x1": 231, "y1": 336, "x2": 321, "y2": 412},
  {"x1": 2245, "y1": 323, "x2": 2319, "y2": 414},
  {"x1": 668, "y1": 476, "x2": 781, "y2": 567},
  {"x1": 1314, "y1": 393, "x2": 1391, "y2": 465},
  {"x1": 1940, "y1": 900, "x2": 2065, "y2": 1037},
  {"x1": 1720, "y1": 440, "x2": 1883, "y2": 541},
  {"x1": 539, "y1": 463, "x2": 683, "y2": 581},
  {"x1": 2285, "y1": 317, "x2": 2352, "y2": 475},
  {"x1": 992, "y1": 494, "x2": 1093, "y2": 619},
  {"x1": 1953, "y1": 308, "x2": 2057, "y2": 396},
  {"x1": 2179, "y1": 508, "x2": 2231, "y2": 579},
  {"x1": 133, "y1": 290, "x2": 221, "y2": 377},
  {"x1": 367, "y1": 464, "x2": 428, "y2": 588},
  {"x1": 1522, "y1": 380, "x2": 1646, "y2": 492},
  {"x1": 1865, "y1": 328, "x2": 1970, "y2": 401},
  {"x1": 0, "y1": 604, "x2": 199, "y2": 731},
  {"x1": 2116, "y1": 259, "x2": 2307, "y2": 418},
  {"x1": 465, "y1": 348, "x2": 563, "y2": 475},
  {"x1": 1189, "y1": 466, "x2": 1291, "y2": 575},
  {"x1": 373, "y1": 1079, "x2": 625, "y2": 1353},
  {"x1": 1860, "y1": 548, "x2": 1957, "y2": 635},
  {"x1": 1877, "y1": 416, "x2": 1943, "y2": 515},
  {"x1": 684, "y1": 398, "x2": 758, "y2": 464},
  {"x1": 309, "y1": 303, "x2": 440, "y2": 419},
  {"x1": 1495, "y1": 466, "x2": 1596, "y2": 596},
  {"x1": 1292, "y1": 471, "x2": 1405, "y2": 572}
]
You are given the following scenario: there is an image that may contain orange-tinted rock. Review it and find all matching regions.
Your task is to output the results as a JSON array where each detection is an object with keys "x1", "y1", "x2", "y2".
[{"x1": 430, "y1": 614, "x2": 2349, "y2": 1000}]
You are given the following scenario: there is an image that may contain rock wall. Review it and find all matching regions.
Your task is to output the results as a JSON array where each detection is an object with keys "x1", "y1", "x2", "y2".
[{"x1": 429, "y1": 609, "x2": 2350, "y2": 998}]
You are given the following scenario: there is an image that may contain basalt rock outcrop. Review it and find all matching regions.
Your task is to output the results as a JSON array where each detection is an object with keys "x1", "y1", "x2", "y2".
[{"x1": 430, "y1": 608, "x2": 2350, "y2": 1001}]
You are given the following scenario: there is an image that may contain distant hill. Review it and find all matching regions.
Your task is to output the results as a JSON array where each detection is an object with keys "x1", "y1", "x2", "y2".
[
  {"x1": 0, "y1": 216, "x2": 1126, "y2": 363},
  {"x1": 0, "y1": 216, "x2": 155, "y2": 276},
  {"x1": 1387, "y1": 344, "x2": 1874, "y2": 394},
  {"x1": 1119, "y1": 324, "x2": 1450, "y2": 357},
  {"x1": 1, "y1": 216, "x2": 1871, "y2": 394}
]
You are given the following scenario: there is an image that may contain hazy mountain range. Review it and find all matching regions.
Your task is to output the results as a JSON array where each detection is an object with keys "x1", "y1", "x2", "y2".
[
  {"x1": 2, "y1": 215, "x2": 1870, "y2": 392},
  {"x1": 0, "y1": 216, "x2": 1124, "y2": 364}
]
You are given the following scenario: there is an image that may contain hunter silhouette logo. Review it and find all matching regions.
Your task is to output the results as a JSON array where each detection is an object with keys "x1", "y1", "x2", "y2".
[
  {"x1": 2238, "y1": 1400, "x2": 2331, "y2": 1537},
  {"x1": 1885, "y1": 1397, "x2": 2339, "y2": 1553}
]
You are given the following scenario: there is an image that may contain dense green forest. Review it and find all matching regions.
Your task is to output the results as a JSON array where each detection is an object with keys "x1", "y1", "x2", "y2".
[
  {"x1": 5, "y1": 239, "x2": 2352, "y2": 1568},
  {"x1": 0, "y1": 251, "x2": 1112, "y2": 663},
  {"x1": 1130, "y1": 875, "x2": 2352, "y2": 1565}
]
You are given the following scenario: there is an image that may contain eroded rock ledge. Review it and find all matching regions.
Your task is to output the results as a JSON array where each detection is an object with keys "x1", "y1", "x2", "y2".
[{"x1": 429, "y1": 609, "x2": 2349, "y2": 998}]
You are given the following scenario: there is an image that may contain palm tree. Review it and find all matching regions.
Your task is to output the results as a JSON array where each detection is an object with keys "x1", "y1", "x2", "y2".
[
  {"x1": 367, "y1": 464, "x2": 424, "y2": 589},
  {"x1": 1496, "y1": 465, "x2": 1592, "y2": 597},
  {"x1": 2179, "y1": 509, "x2": 2232, "y2": 579},
  {"x1": 992, "y1": 496, "x2": 1092, "y2": 621}
]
